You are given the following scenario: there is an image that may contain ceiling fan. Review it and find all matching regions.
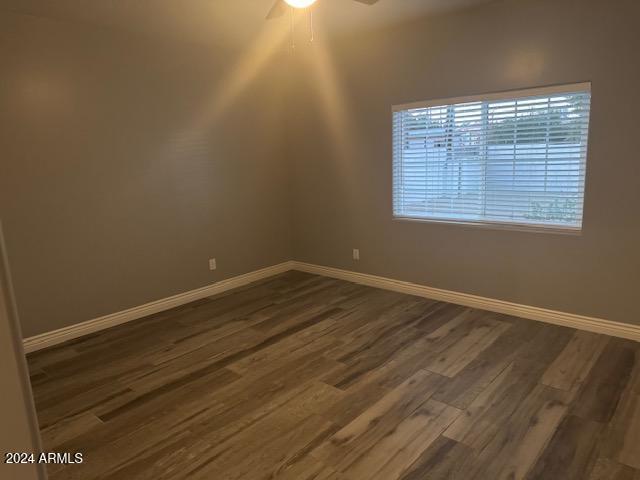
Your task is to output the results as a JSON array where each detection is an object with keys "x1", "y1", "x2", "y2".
[{"x1": 267, "y1": 0, "x2": 380, "y2": 20}]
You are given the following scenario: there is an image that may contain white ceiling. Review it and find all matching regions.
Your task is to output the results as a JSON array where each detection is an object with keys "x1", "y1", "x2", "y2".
[{"x1": 1, "y1": 0, "x2": 495, "y2": 47}]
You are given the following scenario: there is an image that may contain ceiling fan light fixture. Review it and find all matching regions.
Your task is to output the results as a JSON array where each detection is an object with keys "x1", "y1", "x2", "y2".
[{"x1": 283, "y1": 0, "x2": 317, "y2": 8}]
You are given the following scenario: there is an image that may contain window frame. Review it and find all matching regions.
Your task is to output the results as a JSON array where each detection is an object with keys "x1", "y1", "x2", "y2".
[{"x1": 391, "y1": 82, "x2": 592, "y2": 235}]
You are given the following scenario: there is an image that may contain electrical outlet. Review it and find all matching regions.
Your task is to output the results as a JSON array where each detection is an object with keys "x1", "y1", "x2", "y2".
[
  {"x1": 353, "y1": 249, "x2": 360, "y2": 261},
  {"x1": 209, "y1": 258, "x2": 217, "y2": 271}
]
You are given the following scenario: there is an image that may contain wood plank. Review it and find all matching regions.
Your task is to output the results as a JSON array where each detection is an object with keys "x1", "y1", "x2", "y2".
[
  {"x1": 443, "y1": 360, "x2": 546, "y2": 450},
  {"x1": 572, "y1": 338, "x2": 636, "y2": 423},
  {"x1": 319, "y1": 379, "x2": 390, "y2": 427},
  {"x1": 312, "y1": 370, "x2": 444, "y2": 471},
  {"x1": 40, "y1": 412, "x2": 104, "y2": 450},
  {"x1": 398, "y1": 435, "x2": 475, "y2": 480},
  {"x1": 588, "y1": 458, "x2": 640, "y2": 480},
  {"x1": 467, "y1": 384, "x2": 571, "y2": 480},
  {"x1": 528, "y1": 415, "x2": 604, "y2": 479},
  {"x1": 201, "y1": 414, "x2": 338, "y2": 480},
  {"x1": 600, "y1": 345, "x2": 640, "y2": 469},
  {"x1": 323, "y1": 327, "x2": 426, "y2": 390},
  {"x1": 431, "y1": 316, "x2": 542, "y2": 408},
  {"x1": 265, "y1": 455, "x2": 345, "y2": 480},
  {"x1": 423, "y1": 314, "x2": 510, "y2": 377},
  {"x1": 541, "y1": 330, "x2": 609, "y2": 391},
  {"x1": 345, "y1": 400, "x2": 461, "y2": 480}
]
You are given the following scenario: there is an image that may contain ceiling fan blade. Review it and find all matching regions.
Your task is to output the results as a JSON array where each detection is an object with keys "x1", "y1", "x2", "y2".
[
  {"x1": 266, "y1": 0, "x2": 287, "y2": 19},
  {"x1": 351, "y1": 0, "x2": 380, "y2": 4}
]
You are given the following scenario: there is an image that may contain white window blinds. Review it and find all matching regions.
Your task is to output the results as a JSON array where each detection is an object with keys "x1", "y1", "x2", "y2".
[{"x1": 392, "y1": 83, "x2": 591, "y2": 231}]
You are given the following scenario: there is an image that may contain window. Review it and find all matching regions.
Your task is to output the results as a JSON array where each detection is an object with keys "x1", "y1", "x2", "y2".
[{"x1": 392, "y1": 83, "x2": 591, "y2": 231}]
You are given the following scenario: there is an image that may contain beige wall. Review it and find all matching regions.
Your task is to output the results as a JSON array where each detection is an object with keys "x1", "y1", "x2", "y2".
[
  {"x1": 0, "y1": 12, "x2": 291, "y2": 337},
  {"x1": 0, "y1": 225, "x2": 46, "y2": 479},
  {"x1": 288, "y1": 0, "x2": 640, "y2": 325}
]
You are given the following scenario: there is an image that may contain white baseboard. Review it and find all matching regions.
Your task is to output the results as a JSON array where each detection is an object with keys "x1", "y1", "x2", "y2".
[
  {"x1": 23, "y1": 261, "x2": 295, "y2": 353},
  {"x1": 24, "y1": 258, "x2": 639, "y2": 353},
  {"x1": 291, "y1": 261, "x2": 640, "y2": 342}
]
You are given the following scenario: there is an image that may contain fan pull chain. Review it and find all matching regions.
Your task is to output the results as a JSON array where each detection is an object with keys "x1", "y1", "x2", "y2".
[
  {"x1": 309, "y1": 9, "x2": 314, "y2": 43},
  {"x1": 289, "y1": 7, "x2": 295, "y2": 50}
]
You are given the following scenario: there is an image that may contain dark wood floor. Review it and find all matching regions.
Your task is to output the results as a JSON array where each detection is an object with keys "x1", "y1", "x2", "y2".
[{"x1": 27, "y1": 271, "x2": 640, "y2": 480}]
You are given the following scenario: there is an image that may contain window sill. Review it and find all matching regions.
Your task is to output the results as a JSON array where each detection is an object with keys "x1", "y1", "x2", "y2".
[{"x1": 392, "y1": 215, "x2": 583, "y2": 236}]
